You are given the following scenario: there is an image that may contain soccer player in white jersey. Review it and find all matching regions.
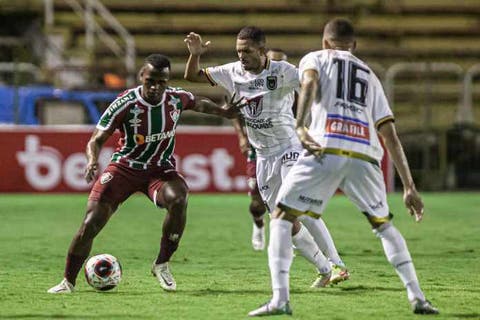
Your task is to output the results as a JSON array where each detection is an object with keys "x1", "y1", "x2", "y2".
[
  {"x1": 232, "y1": 49, "x2": 288, "y2": 252},
  {"x1": 47, "y1": 54, "x2": 245, "y2": 294},
  {"x1": 248, "y1": 18, "x2": 439, "y2": 316},
  {"x1": 184, "y1": 27, "x2": 348, "y2": 287}
]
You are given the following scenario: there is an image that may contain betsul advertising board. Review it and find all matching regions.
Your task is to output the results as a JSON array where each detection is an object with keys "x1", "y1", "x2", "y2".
[{"x1": 0, "y1": 125, "x2": 248, "y2": 193}]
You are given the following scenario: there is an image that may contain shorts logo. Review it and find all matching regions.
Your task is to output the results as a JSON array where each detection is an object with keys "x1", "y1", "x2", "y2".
[
  {"x1": 100, "y1": 172, "x2": 113, "y2": 185},
  {"x1": 369, "y1": 200, "x2": 384, "y2": 210},
  {"x1": 245, "y1": 95, "x2": 263, "y2": 118},
  {"x1": 282, "y1": 151, "x2": 299, "y2": 164},
  {"x1": 260, "y1": 185, "x2": 269, "y2": 191},
  {"x1": 298, "y1": 195, "x2": 323, "y2": 206},
  {"x1": 266, "y1": 76, "x2": 277, "y2": 90}
]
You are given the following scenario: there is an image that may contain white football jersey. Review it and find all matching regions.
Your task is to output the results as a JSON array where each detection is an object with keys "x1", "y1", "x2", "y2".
[
  {"x1": 205, "y1": 59, "x2": 300, "y2": 156},
  {"x1": 299, "y1": 50, "x2": 394, "y2": 162}
]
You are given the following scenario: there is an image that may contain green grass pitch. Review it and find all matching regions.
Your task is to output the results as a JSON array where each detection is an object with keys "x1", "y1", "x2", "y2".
[{"x1": 0, "y1": 193, "x2": 478, "y2": 319}]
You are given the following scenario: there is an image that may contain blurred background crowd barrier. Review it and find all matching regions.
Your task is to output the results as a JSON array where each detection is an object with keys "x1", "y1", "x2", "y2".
[{"x1": 0, "y1": 0, "x2": 479, "y2": 191}]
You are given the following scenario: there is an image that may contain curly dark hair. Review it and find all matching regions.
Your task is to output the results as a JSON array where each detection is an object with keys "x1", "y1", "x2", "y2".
[{"x1": 144, "y1": 53, "x2": 171, "y2": 70}]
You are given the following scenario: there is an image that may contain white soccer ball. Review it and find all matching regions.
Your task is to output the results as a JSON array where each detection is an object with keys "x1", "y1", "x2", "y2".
[{"x1": 84, "y1": 254, "x2": 122, "y2": 291}]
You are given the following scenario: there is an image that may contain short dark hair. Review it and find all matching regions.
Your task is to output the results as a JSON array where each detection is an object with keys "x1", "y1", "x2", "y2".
[
  {"x1": 237, "y1": 26, "x2": 266, "y2": 46},
  {"x1": 323, "y1": 18, "x2": 355, "y2": 42},
  {"x1": 144, "y1": 53, "x2": 171, "y2": 70}
]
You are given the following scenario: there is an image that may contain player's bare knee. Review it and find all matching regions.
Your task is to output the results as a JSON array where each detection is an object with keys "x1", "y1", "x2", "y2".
[
  {"x1": 249, "y1": 199, "x2": 266, "y2": 217},
  {"x1": 164, "y1": 193, "x2": 188, "y2": 213},
  {"x1": 291, "y1": 220, "x2": 302, "y2": 234}
]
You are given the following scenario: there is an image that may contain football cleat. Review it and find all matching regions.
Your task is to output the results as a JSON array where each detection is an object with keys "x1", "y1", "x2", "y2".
[
  {"x1": 411, "y1": 299, "x2": 439, "y2": 315},
  {"x1": 252, "y1": 224, "x2": 265, "y2": 251},
  {"x1": 47, "y1": 278, "x2": 74, "y2": 294},
  {"x1": 151, "y1": 262, "x2": 176, "y2": 291},
  {"x1": 311, "y1": 270, "x2": 332, "y2": 288},
  {"x1": 248, "y1": 301, "x2": 292, "y2": 317},
  {"x1": 329, "y1": 264, "x2": 350, "y2": 285}
]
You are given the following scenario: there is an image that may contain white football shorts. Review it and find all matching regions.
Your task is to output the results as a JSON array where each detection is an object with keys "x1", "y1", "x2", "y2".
[
  {"x1": 277, "y1": 152, "x2": 390, "y2": 219},
  {"x1": 256, "y1": 144, "x2": 303, "y2": 212}
]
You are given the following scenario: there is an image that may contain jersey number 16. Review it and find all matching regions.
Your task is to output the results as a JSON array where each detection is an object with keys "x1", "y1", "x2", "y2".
[{"x1": 333, "y1": 58, "x2": 370, "y2": 106}]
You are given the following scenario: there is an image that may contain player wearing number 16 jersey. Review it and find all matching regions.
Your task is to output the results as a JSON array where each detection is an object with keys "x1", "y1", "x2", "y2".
[{"x1": 249, "y1": 18, "x2": 439, "y2": 316}]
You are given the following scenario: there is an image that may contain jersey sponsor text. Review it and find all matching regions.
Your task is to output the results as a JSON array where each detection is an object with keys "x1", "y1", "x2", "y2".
[
  {"x1": 245, "y1": 117, "x2": 273, "y2": 129},
  {"x1": 325, "y1": 114, "x2": 370, "y2": 145}
]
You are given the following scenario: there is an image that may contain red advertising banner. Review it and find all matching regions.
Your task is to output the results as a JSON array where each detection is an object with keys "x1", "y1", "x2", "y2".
[
  {"x1": 0, "y1": 125, "x2": 393, "y2": 193},
  {"x1": 0, "y1": 125, "x2": 248, "y2": 193}
]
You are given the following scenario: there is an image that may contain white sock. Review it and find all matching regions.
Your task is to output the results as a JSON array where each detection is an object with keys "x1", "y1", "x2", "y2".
[
  {"x1": 292, "y1": 224, "x2": 330, "y2": 274},
  {"x1": 298, "y1": 215, "x2": 344, "y2": 267},
  {"x1": 374, "y1": 223, "x2": 426, "y2": 302},
  {"x1": 269, "y1": 219, "x2": 293, "y2": 308}
]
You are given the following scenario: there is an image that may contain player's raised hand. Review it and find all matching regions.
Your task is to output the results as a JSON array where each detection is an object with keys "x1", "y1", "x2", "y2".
[
  {"x1": 296, "y1": 127, "x2": 323, "y2": 157},
  {"x1": 222, "y1": 93, "x2": 247, "y2": 119},
  {"x1": 184, "y1": 32, "x2": 211, "y2": 56},
  {"x1": 85, "y1": 162, "x2": 98, "y2": 183},
  {"x1": 403, "y1": 187, "x2": 424, "y2": 222}
]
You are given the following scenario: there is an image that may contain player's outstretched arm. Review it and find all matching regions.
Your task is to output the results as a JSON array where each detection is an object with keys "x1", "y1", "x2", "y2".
[
  {"x1": 296, "y1": 69, "x2": 323, "y2": 157},
  {"x1": 184, "y1": 32, "x2": 211, "y2": 83},
  {"x1": 378, "y1": 121, "x2": 424, "y2": 222},
  {"x1": 85, "y1": 128, "x2": 112, "y2": 183},
  {"x1": 192, "y1": 94, "x2": 246, "y2": 119}
]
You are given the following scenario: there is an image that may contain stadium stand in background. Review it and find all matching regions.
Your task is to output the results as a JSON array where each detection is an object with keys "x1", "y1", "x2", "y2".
[{"x1": 0, "y1": 0, "x2": 479, "y2": 190}]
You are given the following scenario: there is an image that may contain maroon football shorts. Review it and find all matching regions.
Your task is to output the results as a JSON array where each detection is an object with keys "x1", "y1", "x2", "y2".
[
  {"x1": 246, "y1": 157, "x2": 261, "y2": 197},
  {"x1": 89, "y1": 162, "x2": 187, "y2": 208}
]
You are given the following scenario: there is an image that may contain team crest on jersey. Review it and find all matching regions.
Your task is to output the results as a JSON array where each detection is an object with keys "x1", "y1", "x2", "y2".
[
  {"x1": 100, "y1": 172, "x2": 113, "y2": 185},
  {"x1": 245, "y1": 95, "x2": 263, "y2": 118},
  {"x1": 266, "y1": 76, "x2": 277, "y2": 90},
  {"x1": 130, "y1": 105, "x2": 144, "y2": 117},
  {"x1": 170, "y1": 109, "x2": 181, "y2": 122}
]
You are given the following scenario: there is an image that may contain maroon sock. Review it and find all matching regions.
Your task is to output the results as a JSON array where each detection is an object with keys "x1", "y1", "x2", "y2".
[
  {"x1": 64, "y1": 253, "x2": 88, "y2": 286},
  {"x1": 155, "y1": 234, "x2": 180, "y2": 264}
]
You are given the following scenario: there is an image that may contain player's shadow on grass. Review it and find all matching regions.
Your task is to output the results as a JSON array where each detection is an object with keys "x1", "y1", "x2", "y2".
[
  {"x1": 0, "y1": 315, "x2": 151, "y2": 319},
  {"x1": 328, "y1": 285, "x2": 402, "y2": 294},
  {"x1": 448, "y1": 313, "x2": 480, "y2": 319}
]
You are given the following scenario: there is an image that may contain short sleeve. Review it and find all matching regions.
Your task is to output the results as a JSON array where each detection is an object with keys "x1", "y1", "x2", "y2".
[
  {"x1": 282, "y1": 62, "x2": 300, "y2": 89},
  {"x1": 371, "y1": 74, "x2": 394, "y2": 129},
  {"x1": 180, "y1": 90, "x2": 196, "y2": 111},
  {"x1": 298, "y1": 52, "x2": 320, "y2": 82},
  {"x1": 96, "y1": 91, "x2": 133, "y2": 134},
  {"x1": 203, "y1": 63, "x2": 235, "y2": 94}
]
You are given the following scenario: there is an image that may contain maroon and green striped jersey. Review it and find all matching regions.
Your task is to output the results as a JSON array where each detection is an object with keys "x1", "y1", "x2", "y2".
[{"x1": 97, "y1": 86, "x2": 195, "y2": 169}]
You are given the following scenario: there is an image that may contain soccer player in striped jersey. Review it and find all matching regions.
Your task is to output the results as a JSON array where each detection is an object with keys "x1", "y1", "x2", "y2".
[
  {"x1": 249, "y1": 18, "x2": 439, "y2": 316},
  {"x1": 48, "y1": 53, "x2": 245, "y2": 294},
  {"x1": 184, "y1": 28, "x2": 348, "y2": 287}
]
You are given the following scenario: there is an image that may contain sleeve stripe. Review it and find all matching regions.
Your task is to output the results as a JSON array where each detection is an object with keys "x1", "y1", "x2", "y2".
[
  {"x1": 375, "y1": 115, "x2": 395, "y2": 129},
  {"x1": 204, "y1": 69, "x2": 217, "y2": 86},
  {"x1": 98, "y1": 100, "x2": 136, "y2": 131}
]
